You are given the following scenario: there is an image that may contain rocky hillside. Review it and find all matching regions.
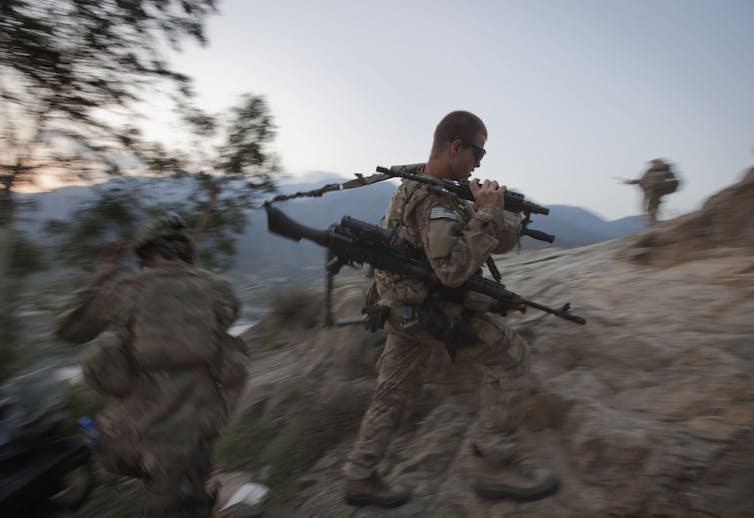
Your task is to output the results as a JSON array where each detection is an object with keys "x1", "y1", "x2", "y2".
[{"x1": 224, "y1": 166, "x2": 754, "y2": 517}]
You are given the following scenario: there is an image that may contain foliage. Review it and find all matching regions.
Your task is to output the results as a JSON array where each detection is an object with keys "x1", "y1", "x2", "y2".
[
  {"x1": 0, "y1": 1, "x2": 282, "y2": 272},
  {"x1": 44, "y1": 179, "x2": 143, "y2": 270},
  {"x1": 181, "y1": 93, "x2": 281, "y2": 254},
  {"x1": 0, "y1": 302, "x2": 19, "y2": 382},
  {"x1": 214, "y1": 402, "x2": 281, "y2": 472},
  {"x1": 43, "y1": 92, "x2": 281, "y2": 272},
  {"x1": 9, "y1": 228, "x2": 45, "y2": 275},
  {"x1": 0, "y1": 0, "x2": 218, "y2": 184},
  {"x1": 215, "y1": 374, "x2": 369, "y2": 502},
  {"x1": 267, "y1": 285, "x2": 322, "y2": 329},
  {"x1": 0, "y1": 0, "x2": 219, "y2": 381}
]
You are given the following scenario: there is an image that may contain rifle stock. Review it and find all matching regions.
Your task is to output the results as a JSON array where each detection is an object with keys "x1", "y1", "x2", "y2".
[{"x1": 265, "y1": 202, "x2": 331, "y2": 247}]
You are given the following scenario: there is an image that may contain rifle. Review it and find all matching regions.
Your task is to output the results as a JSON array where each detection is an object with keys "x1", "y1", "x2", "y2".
[
  {"x1": 612, "y1": 176, "x2": 641, "y2": 185},
  {"x1": 265, "y1": 203, "x2": 586, "y2": 325},
  {"x1": 376, "y1": 166, "x2": 556, "y2": 244}
]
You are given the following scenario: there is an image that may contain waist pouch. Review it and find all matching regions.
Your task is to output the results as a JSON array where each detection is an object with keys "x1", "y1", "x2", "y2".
[{"x1": 362, "y1": 299, "x2": 477, "y2": 360}]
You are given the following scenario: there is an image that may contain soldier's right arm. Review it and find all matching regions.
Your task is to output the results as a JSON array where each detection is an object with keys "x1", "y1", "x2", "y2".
[{"x1": 55, "y1": 269, "x2": 128, "y2": 343}]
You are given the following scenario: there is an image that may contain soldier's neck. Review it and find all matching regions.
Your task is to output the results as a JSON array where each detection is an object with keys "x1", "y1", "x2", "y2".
[{"x1": 424, "y1": 158, "x2": 452, "y2": 180}]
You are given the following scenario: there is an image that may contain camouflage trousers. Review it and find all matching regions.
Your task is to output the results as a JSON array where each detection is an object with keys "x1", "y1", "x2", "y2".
[
  {"x1": 644, "y1": 193, "x2": 661, "y2": 224},
  {"x1": 97, "y1": 431, "x2": 214, "y2": 518},
  {"x1": 140, "y1": 448, "x2": 214, "y2": 518},
  {"x1": 343, "y1": 311, "x2": 531, "y2": 480}
]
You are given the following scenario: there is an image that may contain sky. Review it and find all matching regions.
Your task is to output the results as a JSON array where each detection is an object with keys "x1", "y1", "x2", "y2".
[{"x1": 162, "y1": 0, "x2": 754, "y2": 220}]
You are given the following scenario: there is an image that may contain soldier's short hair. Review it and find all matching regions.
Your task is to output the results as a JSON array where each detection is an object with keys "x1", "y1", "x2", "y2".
[{"x1": 433, "y1": 111, "x2": 488, "y2": 148}]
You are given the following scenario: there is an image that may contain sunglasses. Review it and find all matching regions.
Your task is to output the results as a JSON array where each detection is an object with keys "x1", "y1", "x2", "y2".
[{"x1": 461, "y1": 140, "x2": 487, "y2": 161}]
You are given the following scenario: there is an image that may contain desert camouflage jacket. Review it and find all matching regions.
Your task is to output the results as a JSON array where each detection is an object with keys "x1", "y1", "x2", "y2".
[
  {"x1": 56, "y1": 262, "x2": 242, "y2": 475},
  {"x1": 375, "y1": 164, "x2": 521, "y2": 308}
]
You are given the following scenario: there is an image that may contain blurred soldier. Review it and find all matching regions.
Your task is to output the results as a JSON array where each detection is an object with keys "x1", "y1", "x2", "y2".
[
  {"x1": 623, "y1": 159, "x2": 680, "y2": 224},
  {"x1": 343, "y1": 111, "x2": 559, "y2": 508},
  {"x1": 56, "y1": 212, "x2": 247, "y2": 518}
]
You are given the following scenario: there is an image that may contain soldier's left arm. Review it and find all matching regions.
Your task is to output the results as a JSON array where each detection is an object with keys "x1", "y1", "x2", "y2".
[{"x1": 419, "y1": 200, "x2": 502, "y2": 288}]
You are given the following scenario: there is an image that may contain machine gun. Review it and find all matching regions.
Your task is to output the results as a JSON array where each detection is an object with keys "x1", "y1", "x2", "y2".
[
  {"x1": 376, "y1": 166, "x2": 556, "y2": 244},
  {"x1": 265, "y1": 203, "x2": 585, "y2": 326}
]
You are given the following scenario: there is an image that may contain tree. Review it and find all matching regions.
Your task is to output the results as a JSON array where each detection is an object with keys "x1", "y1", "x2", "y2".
[
  {"x1": 45, "y1": 93, "x2": 281, "y2": 272},
  {"x1": 184, "y1": 93, "x2": 280, "y2": 252},
  {"x1": 0, "y1": 0, "x2": 219, "y2": 375},
  {"x1": 1, "y1": 0, "x2": 218, "y2": 183}
]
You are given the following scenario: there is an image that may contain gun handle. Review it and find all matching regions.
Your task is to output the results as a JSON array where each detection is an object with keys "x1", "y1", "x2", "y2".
[{"x1": 522, "y1": 227, "x2": 555, "y2": 244}]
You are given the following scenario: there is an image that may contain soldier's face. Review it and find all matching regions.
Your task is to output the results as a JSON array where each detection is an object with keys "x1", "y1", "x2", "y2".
[{"x1": 450, "y1": 133, "x2": 486, "y2": 181}]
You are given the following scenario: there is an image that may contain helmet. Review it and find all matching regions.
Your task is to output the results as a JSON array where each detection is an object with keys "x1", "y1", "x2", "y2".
[{"x1": 132, "y1": 212, "x2": 193, "y2": 261}]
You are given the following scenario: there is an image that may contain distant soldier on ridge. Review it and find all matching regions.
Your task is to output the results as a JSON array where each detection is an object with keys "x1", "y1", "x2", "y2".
[{"x1": 622, "y1": 159, "x2": 680, "y2": 224}]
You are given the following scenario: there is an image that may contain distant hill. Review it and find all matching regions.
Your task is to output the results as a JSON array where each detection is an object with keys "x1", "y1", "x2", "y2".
[
  {"x1": 230, "y1": 177, "x2": 646, "y2": 282},
  {"x1": 14, "y1": 174, "x2": 646, "y2": 282}
]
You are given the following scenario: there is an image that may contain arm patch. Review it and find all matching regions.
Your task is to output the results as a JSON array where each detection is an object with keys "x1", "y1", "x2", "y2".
[{"x1": 430, "y1": 206, "x2": 460, "y2": 221}]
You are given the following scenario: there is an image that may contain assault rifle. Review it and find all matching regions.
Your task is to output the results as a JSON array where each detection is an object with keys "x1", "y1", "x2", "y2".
[
  {"x1": 265, "y1": 203, "x2": 585, "y2": 325},
  {"x1": 376, "y1": 166, "x2": 556, "y2": 244}
]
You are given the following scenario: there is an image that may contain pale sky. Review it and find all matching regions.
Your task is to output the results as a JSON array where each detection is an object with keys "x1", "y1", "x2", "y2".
[{"x1": 166, "y1": 0, "x2": 754, "y2": 220}]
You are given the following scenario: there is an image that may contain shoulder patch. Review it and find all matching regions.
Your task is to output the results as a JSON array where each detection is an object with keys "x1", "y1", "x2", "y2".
[{"x1": 430, "y1": 206, "x2": 460, "y2": 221}]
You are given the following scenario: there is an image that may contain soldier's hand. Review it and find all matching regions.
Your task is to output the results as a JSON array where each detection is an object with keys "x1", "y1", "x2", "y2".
[{"x1": 470, "y1": 178, "x2": 505, "y2": 209}]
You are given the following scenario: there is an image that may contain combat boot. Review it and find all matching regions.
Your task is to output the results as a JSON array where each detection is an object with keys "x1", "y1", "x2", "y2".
[
  {"x1": 472, "y1": 453, "x2": 559, "y2": 502},
  {"x1": 344, "y1": 473, "x2": 411, "y2": 508}
]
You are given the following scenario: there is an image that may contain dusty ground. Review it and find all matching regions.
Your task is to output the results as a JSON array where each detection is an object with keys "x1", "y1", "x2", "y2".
[
  {"x1": 14, "y1": 167, "x2": 750, "y2": 517},
  {"x1": 229, "y1": 167, "x2": 754, "y2": 517}
]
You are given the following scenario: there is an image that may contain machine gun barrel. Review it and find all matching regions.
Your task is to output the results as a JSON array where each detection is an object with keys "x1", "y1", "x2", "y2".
[{"x1": 265, "y1": 204, "x2": 585, "y2": 325}]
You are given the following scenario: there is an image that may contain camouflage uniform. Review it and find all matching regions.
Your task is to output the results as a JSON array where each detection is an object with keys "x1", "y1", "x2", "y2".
[
  {"x1": 57, "y1": 224, "x2": 243, "y2": 517},
  {"x1": 638, "y1": 159, "x2": 679, "y2": 224},
  {"x1": 344, "y1": 164, "x2": 530, "y2": 480}
]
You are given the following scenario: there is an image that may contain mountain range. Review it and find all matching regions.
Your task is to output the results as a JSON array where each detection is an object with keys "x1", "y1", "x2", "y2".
[{"x1": 15, "y1": 174, "x2": 646, "y2": 282}]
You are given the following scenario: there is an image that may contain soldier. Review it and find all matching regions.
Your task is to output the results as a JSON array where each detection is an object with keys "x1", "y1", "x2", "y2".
[
  {"x1": 56, "y1": 212, "x2": 247, "y2": 518},
  {"x1": 624, "y1": 159, "x2": 680, "y2": 224},
  {"x1": 343, "y1": 111, "x2": 559, "y2": 508}
]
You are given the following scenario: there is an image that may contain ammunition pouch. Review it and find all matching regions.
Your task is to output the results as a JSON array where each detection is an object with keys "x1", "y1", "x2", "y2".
[
  {"x1": 361, "y1": 281, "x2": 390, "y2": 332},
  {"x1": 362, "y1": 277, "x2": 477, "y2": 360},
  {"x1": 394, "y1": 300, "x2": 476, "y2": 361},
  {"x1": 363, "y1": 304, "x2": 391, "y2": 332}
]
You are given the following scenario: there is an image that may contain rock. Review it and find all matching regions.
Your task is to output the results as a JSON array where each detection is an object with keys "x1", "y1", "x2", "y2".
[{"x1": 212, "y1": 471, "x2": 269, "y2": 518}]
